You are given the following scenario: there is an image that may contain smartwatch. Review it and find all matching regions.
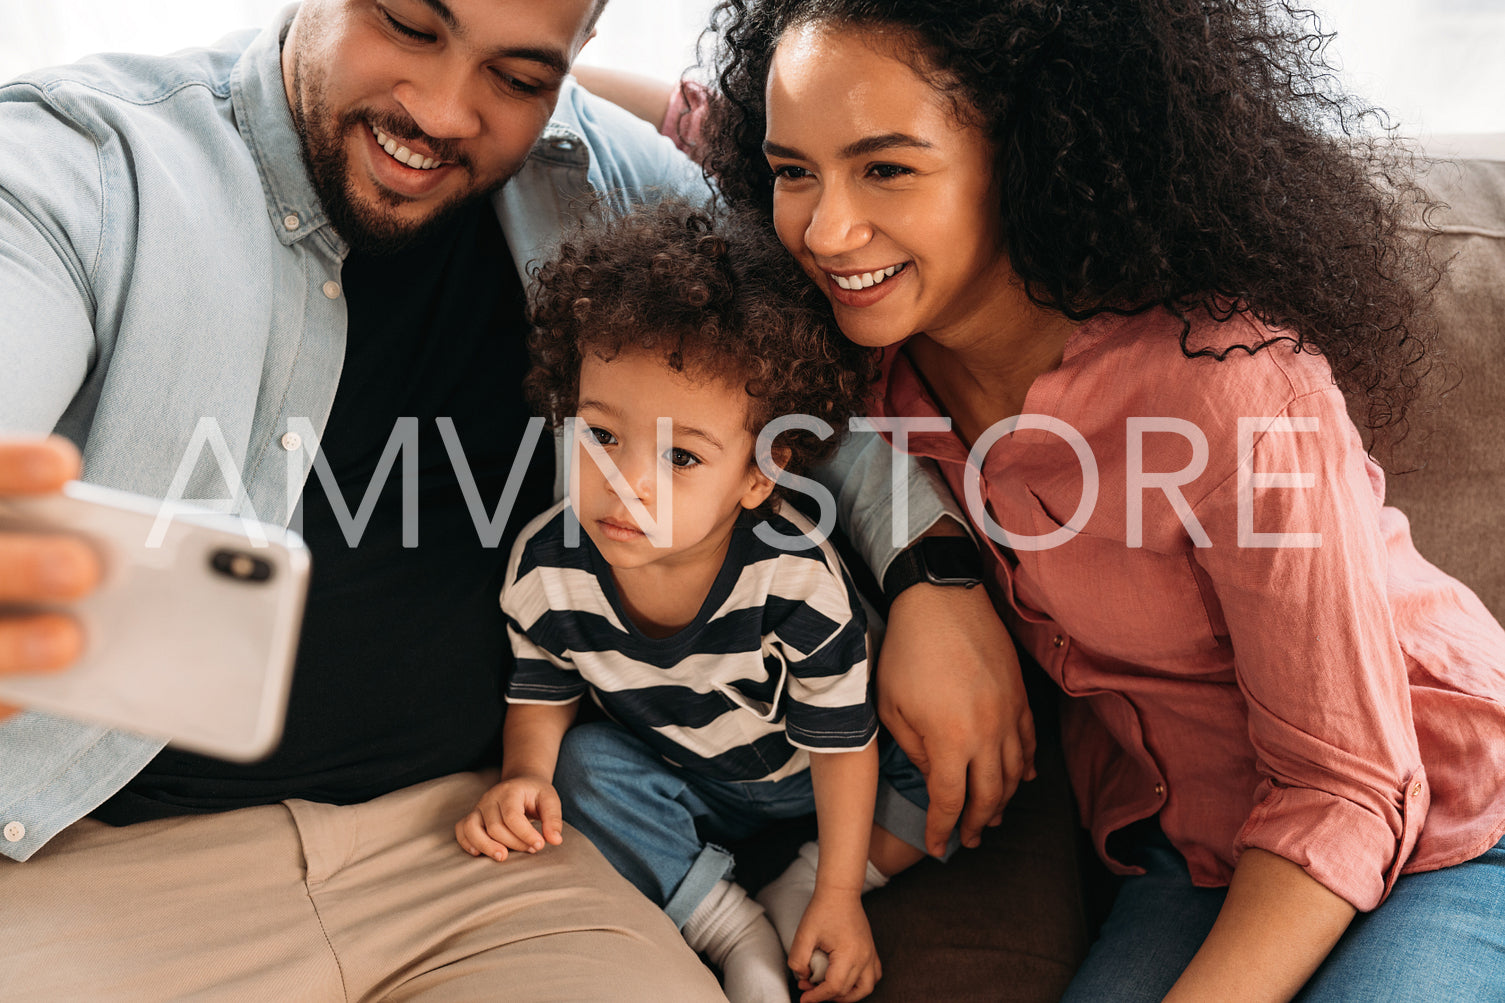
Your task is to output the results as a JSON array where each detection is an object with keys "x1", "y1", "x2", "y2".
[{"x1": 881, "y1": 537, "x2": 984, "y2": 605}]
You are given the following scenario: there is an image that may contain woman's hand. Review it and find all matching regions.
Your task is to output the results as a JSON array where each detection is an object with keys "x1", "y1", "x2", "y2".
[
  {"x1": 789, "y1": 887, "x2": 881, "y2": 1003},
  {"x1": 877, "y1": 582, "x2": 1036, "y2": 856},
  {"x1": 0, "y1": 437, "x2": 99, "y2": 720},
  {"x1": 454, "y1": 775, "x2": 565, "y2": 862}
]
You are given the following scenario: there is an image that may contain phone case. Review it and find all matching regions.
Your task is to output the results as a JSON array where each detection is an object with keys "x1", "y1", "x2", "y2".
[{"x1": 0, "y1": 481, "x2": 310, "y2": 761}]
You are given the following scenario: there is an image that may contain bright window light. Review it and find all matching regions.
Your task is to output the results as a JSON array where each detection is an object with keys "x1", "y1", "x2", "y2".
[{"x1": 0, "y1": 1, "x2": 1500, "y2": 136}]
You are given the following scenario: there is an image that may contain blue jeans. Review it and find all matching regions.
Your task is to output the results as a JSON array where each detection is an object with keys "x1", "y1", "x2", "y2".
[
  {"x1": 553, "y1": 720, "x2": 945, "y2": 928},
  {"x1": 1063, "y1": 823, "x2": 1505, "y2": 1001}
]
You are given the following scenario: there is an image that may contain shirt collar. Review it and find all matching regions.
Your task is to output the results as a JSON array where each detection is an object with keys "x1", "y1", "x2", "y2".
[{"x1": 231, "y1": 6, "x2": 338, "y2": 251}]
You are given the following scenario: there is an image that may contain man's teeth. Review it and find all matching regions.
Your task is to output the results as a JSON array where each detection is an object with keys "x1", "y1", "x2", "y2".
[
  {"x1": 370, "y1": 125, "x2": 442, "y2": 170},
  {"x1": 831, "y1": 264, "x2": 904, "y2": 290}
]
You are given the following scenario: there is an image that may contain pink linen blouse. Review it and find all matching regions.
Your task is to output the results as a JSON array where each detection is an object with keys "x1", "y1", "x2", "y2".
[{"x1": 875, "y1": 308, "x2": 1505, "y2": 911}]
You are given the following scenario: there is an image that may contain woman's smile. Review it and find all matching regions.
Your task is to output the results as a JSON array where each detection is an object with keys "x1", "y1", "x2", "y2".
[{"x1": 763, "y1": 23, "x2": 1014, "y2": 349}]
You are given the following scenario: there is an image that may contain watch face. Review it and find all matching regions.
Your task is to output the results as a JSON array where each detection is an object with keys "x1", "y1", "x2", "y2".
[{"x1": 922, "y1": 538, "x2": 984, "y2": 586}]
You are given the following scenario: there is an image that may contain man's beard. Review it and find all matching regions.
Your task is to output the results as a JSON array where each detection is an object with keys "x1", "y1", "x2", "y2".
[{"x1": 288, "y1": 62, "x2": 504, "y2": 255}]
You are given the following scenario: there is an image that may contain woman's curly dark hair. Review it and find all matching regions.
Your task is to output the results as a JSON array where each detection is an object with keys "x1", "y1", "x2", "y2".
[
  {"x1": 699, "y1": 0, "x2": 1444, "y2": 446},
  {"x1": 527, "y1": 197, "x2": 877, "y2": 515}
]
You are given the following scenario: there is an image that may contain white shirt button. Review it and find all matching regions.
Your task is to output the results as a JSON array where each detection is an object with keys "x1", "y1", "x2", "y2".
[
  {"x1": 322, "y1": 280, "x2": 342, "y2": 299},
  {"x1": 282, "y1": 213, "x2": 301, "y2": 231},
  {"x1": 3, "y1": 821, "x2": 25, "y2": 842},
  {"x1": 280, "y1": 432, "x2": 303, "y2": 452}
]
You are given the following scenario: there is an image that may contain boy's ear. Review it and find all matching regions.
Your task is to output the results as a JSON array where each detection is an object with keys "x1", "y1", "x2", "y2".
[{"x1": 741, "y1": 445, "x2": 792, "y2": 510}]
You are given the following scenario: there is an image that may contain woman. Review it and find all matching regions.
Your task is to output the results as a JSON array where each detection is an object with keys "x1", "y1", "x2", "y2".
[{"x1": 663, "y1": 0, "x2": 1505, "y2": 999}]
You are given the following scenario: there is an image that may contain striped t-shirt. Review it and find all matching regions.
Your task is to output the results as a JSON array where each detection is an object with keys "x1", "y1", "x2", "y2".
[{"x1": 502, "y1": 501, "x2": 877, "y2": 783}]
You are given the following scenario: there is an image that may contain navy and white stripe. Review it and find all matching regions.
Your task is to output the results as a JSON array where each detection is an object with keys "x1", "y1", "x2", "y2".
[{"x1": 502, "y1": 500, "x2": 876, "y2": 783}]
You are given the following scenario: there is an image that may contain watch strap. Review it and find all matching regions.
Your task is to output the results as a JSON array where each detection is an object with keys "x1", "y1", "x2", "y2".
[{"x1": 881, "y1": 537, "x2": 984, "y2": 605}]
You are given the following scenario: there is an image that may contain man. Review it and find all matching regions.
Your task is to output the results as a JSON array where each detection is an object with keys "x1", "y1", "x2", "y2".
[{"x1": 0, "y1": 0, "x2": 1033, "y2": 997}]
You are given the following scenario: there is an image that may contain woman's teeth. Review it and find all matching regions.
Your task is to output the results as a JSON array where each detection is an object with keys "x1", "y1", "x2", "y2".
[
  {"x1": 370, "y1": 125, "x2": 441, "y2": 170},
  {"x1": 831, "y1": 263, "x2": 904, "y2": 290}
]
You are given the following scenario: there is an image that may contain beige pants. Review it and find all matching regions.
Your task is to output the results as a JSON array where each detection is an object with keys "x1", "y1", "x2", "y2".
[{"x1": 0, "y1": 771, "x2": 726, "y2": 1002}]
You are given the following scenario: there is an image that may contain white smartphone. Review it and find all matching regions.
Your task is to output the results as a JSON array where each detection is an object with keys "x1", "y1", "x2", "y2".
[{"x1": 0, "y1": 481, "x2": 310, "y2": 761}]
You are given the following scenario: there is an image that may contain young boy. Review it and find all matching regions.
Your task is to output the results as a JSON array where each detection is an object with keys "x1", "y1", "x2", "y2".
[{"x1": 455, "y1": 201, "x2": 950, "y2": 1003}]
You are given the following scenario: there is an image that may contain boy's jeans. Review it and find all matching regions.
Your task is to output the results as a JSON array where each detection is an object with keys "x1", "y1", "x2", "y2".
[{"x1": 554, "y1": 720, "x2": 951, "y2": 927}]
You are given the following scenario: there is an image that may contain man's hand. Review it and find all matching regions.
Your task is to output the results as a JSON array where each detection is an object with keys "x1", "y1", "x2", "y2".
[
  {"x1": 877, "y1": 582, "x2": 1036, "y2": 856},
  {"x1": 0, "y1": 437, "x2": 99, "y2": 720},
  {"x1": 455, "y1": 775, "x2": 565, "y2": 862},
  {"x1": 789, "y1": 887, "x2": 881, "y2": 1003}
]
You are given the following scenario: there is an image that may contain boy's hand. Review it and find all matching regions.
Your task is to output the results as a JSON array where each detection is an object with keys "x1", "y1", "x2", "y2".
[
  {"x1": 788, "y1": 888, "x2": 881, "y2": 1003},
  {"x1": 454, "y1": 775, "x2": 564, "y2": 862}
]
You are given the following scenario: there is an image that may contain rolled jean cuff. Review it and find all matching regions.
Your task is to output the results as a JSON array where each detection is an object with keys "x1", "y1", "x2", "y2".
[
  {"x1": 664, "y1": 842, "x2": 736, "y2": 928},
  {"x1": 875, "y1": 780, "x2": 959, "y2": 861}
]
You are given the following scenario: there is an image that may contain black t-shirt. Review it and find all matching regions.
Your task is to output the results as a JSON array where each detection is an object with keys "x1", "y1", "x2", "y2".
[{"x1": 94, "y1": 205, "x2": 553, "y2": 824}]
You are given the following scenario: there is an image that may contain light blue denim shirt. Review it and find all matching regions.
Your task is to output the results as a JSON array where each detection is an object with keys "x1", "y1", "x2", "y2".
[{"x1": 0, "y1": 10, "x2": 959, "y2": 861}]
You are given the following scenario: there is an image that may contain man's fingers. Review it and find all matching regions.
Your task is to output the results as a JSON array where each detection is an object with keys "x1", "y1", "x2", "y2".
[
  {"x1": 959, "y1": 755, "x2": 1006, "y2": 848},
  {"x1": 0, "y1": 437, "x2": 80, "y2": 495},
  {"x1": 923, "y1": 751, "x2": 969, "y2": 856},
  {"x1": 0, "y1": 613, "x2": 85, "y2": 675},
  {"x1": 0, "y1": 534, "x2": 102, "y2": 602},
  {"x1": 881, "y1": 710, "x2": 929, "y2": 776}
]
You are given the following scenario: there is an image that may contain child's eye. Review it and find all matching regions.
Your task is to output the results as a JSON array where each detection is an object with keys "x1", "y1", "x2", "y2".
[
  {"x1": 588, "y1": 426, "x2": 617, "y2": 447},
  {"x1": 667, "y1": 448, "x2": 701, "y2": 469}
]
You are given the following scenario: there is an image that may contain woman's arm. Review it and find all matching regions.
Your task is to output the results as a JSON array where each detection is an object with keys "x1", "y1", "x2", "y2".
[{"x1": 1166, "y1": 847, "x2": 1355, "y2": 1002}]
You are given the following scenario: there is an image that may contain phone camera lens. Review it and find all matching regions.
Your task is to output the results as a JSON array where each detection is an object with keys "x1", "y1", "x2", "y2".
[{"x1": 211, "y1": 550, "x2": 274, "y2": 583}]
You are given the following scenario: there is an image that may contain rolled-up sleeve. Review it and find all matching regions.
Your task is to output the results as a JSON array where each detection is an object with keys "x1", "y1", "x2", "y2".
[
  {"x1": 812, "y1": 432, "x2": 968, "y2": 586},
  {"x1": 1191, "y1": 385, "x2": 1427, "y2": 911}
]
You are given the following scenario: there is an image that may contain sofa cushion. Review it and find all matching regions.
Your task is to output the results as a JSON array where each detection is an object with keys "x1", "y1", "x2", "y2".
[{"x1": 1378, "y1": 149, "x2": 1505, "y2": 620}]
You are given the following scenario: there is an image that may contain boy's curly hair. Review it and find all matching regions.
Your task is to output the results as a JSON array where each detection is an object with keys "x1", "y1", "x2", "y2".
[
  {"x1": 527, "y1": 198, "x2": 877, "y2": 516},
  {"x1": 699, "y1": 0, "x2": 1446, "y2": 451}
]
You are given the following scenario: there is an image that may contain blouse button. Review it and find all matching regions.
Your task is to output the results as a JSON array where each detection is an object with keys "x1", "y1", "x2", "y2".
[
  {"x1": 282, "y1": 213, "x2": 300, "y2": 231},
  {"x1": 3, "y1": 821, "x2": 25, "y2": 842},
  {"x1": 322, "y1": 280, "x2": 342, "y2": 299},
  {"x1": 1411, "y1": 782, "x2": 1424, "y2": 798},
  {"x1": 1154, "y1": 783, "x2": 1166, "y2": 798},
  {"x1": 280, "y1": 432, "x2": 303, "y2": 452},
  {"x1": 1052, "y1": 634, "x2": 1065, "y2": 648}
]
